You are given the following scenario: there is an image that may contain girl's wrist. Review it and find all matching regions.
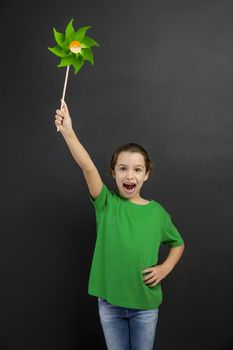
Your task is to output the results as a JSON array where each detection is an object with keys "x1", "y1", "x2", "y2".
[
  {"x1": 161, "y1": 261, "x2": 174, "y2": 272},
  {"x1": 62, "y1": 128, "x2": 75, "y2": 139}
]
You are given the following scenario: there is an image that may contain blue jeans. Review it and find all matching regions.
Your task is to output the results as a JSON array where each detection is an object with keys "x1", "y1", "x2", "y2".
[{"x1": 98, "y1": 297, "x2": 159, "y2": 350}]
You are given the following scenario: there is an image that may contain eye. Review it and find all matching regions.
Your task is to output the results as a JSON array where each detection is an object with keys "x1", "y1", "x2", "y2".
[
  {"x1": 119, "y1": 167, "x2": 126, "y2": 171},
  {"x1": 135, "y1": 168, "x2": 142, "y2": 172}
]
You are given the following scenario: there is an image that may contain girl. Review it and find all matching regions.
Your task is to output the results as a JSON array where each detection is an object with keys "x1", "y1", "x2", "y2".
[{"x1": 54, "y1": 102, "x2": 185, "y2": 350}]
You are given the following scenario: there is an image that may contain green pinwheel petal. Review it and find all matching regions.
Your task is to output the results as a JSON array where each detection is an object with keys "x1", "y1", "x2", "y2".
[
  {"x1": 73, "y1": 26, "x2": 92, "y2": 42},
  {"x1": 73, "y1": 55, "x2": 84, "y2": 74},
  {"x1": 48, "y1": 45, "x2": 69, "y2": 57},
  {"x1": 80, "y1": 48, "x2": 94, "y2": 65},
  {"x1": 53, "y1": 28, "x2": 65, "y2": 47},
  {"x1": 81, "y1": 35, "x2": 100, "y2": 48},
  {"x1": 57, "y1": 55, "x2": 76, "y2": 67},
  {"x1": 49, "y1": 19, "x2": 99, "y2": 75},
  {"x1": 65, "y1": 18, "x2": 75, "y2": 44}
]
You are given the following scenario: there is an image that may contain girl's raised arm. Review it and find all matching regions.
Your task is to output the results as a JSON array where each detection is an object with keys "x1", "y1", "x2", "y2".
[{"x1": 54, "y1": 101, "x2": 103, "y2": 199}]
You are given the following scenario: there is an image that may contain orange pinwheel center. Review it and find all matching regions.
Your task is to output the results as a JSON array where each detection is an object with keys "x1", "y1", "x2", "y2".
[{"x1": 69, "y1": 41, "x2": 82, "y2": 53}]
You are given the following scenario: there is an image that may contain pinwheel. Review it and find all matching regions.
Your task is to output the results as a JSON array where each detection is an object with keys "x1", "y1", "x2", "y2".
[{"x1": 48, "y1": 18, "x2": 99, "y2": 131}]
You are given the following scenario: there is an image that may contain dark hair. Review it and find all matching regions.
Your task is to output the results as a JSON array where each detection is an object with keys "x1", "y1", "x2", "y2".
[{"x1": 107, "y1": 143, "x2": 154, "y2": 178}]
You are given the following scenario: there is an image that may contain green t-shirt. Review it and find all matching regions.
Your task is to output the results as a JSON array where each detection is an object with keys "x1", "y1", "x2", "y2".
[{"x1": 88, "y1": 183, "x2": 184, "y2": 310}]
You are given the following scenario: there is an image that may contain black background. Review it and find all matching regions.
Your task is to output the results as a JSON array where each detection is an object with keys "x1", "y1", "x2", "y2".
[{"x1": 1, "y1": 1, "x2": 233, "y2": 349}]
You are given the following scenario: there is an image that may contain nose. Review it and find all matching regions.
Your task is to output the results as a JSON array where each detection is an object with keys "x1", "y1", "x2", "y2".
[{"x1": 125, "y1": 170, "x2": 134, "y2": 180}]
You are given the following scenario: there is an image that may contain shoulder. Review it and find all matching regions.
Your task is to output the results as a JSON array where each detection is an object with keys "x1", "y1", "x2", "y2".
[
  {"x1": 150, "y1": 200, "x2": 171, "y2": 219},
  {"x1": 90, "y1": 183, "x2": 116, "y2": 210},
  {"x1": 151, "y1": 199, "x2": 166, "y2": 212}
]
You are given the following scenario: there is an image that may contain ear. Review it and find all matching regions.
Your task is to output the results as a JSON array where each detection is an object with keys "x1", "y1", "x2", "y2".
[
  {"x1": 111, "y1": 170, "x2": 116, "y2": 178},
  {"x1": 144, "y1": 171, "x2": 150, "y2": 182}
]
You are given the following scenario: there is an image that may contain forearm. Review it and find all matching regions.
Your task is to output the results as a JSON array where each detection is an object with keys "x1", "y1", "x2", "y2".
[
  {"x1": 62, "y1": 129, "x2": 95, "y2": 171},
  {"x1": 162, "y1": 244, "x2": 185, "y2": 271}
]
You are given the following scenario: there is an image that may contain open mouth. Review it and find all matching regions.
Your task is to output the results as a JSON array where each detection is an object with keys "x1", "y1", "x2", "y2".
[{"x1": 123, "y1": 183, "x2": 136, "y2": 193}]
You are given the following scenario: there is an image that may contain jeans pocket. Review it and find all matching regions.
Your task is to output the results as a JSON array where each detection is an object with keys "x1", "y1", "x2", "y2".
[{"x1": 98, "y1": 297, "x2": 106, "y2": 303}]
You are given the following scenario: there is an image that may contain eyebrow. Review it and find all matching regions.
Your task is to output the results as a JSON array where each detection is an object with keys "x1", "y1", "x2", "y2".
[{"x1": 118, "y1": 164, "x2": 144, "y2": 168}]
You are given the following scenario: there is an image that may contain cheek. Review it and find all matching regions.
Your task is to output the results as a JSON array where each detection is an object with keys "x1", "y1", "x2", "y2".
[
  {"x1": 115, "y1": 173, "x2": 123, "y2": 181},
  {"x1": 139, "y1": 175, "x2": 146, "y2": 182}
]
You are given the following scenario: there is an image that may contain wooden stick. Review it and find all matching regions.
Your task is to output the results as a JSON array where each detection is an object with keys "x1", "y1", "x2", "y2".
[{"x1": 57, "y1": 65, "x2": 70, "y2": 132}]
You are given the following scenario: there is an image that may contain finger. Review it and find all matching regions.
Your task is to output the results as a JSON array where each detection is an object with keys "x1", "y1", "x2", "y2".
[
  {"x1": 56, "y1": 113, "x2": 65, "y2": 123},
  {"x1": 62, "y1": 100, "x2": 68, "y2": 110},
  {"x1": 61, "y1": 100, "x2": 69, "y2": 114},
  {"x1": 143, "y1": 272, "x2": 154, "y2": 281},
  {"x1": 142, "y1": 268, "x2": 153, "y2": 274},
  {"x1": 61, "y1": 100, "x2": 66, "y2": 110},
  {"x1": 143, "y1": 270, "x2": 159, "y2": 281},
  {"x1": 57, "y1": 116, "x2": 63, "y2": 122},
  {"x1": 56, "y1": 111, "x2": 63, "y2": 119},
  {"x1": 144, "y1": 276, "x2": 157, "y2": 285},
  {"x1": 55, "y1": 114, "x2": 63, "y2": 122},
  {"x1": 150, "y1": 279, "x2": 161, "y2": 287},
  {"x1": 55, "y1": 120, "x2": 61, "y2": 127}
]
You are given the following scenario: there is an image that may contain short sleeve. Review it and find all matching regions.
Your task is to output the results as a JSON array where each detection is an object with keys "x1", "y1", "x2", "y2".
[
  {"x1": 161, "y1": 212, "x2": 184, "y2": 247},
  {"x1": 89, "y1": 183, "x2": 110, "y2": 210}
]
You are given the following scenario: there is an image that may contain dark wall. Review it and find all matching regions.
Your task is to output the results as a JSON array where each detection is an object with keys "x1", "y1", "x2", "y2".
[{"x1": 1, "y1": 1, "x2": 232, "y2": 349}]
